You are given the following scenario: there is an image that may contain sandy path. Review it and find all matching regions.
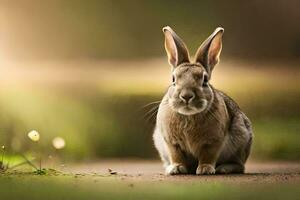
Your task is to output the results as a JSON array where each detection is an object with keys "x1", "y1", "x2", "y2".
[{"x1": 65, "y1": 160, "x2": 300, "y2": 183}]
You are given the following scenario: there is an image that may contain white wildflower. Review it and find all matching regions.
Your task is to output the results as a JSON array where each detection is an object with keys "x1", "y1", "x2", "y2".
[{"x1": 28, "y1": 130, "x2": 40, "y2": 142}]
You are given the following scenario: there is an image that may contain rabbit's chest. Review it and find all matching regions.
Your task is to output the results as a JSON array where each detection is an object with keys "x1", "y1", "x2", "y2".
[{"x1": 167, "y1": 116, "x2": 212, "y2": 153}]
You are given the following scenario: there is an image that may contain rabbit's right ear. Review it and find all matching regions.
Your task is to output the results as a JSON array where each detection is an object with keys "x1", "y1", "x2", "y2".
[
  {"x1": 195, "y1": 27, "x2": 224, "y2": 77},
  {"x1": 163, "y1": 26, "x2": 190, "y2": 67}
]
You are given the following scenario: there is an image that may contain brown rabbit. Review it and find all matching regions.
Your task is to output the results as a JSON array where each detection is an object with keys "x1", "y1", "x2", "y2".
[{"x1": 153, "y1": 26, "x2": 253, "y2": 175}]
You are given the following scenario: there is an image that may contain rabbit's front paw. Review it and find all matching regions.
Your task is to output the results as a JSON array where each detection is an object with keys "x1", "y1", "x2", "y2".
[
  {"x1": 196, "y1": 164, "x2": 215, "y2": 175},
  {"x1": 166, "y1": 164, "x2": 188, "y2": 175}
]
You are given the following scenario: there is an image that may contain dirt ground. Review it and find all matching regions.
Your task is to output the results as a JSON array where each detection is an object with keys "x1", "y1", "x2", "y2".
[
  {"x1": 65, "y1": 160, "x2": 300, "y2": 183},
  {"x1": 1, "y1": 160, "x2": 300, "y2": 200}
]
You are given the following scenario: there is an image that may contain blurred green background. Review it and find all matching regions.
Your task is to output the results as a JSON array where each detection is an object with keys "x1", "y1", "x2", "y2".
[{"x1": 0, "y1": 0, "x2": 299, "y2": 161}]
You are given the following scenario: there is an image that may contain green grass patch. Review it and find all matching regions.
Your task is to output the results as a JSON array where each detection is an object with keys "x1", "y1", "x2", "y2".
[
  {"x1": 252, "y1": 118, "x2": 300, "y2": 160},
  {"x1": 0, "y1": 174, "x2": 299, "y2": 200}
]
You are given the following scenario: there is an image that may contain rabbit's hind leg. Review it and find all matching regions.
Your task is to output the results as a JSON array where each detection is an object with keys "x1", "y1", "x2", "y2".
[{"x1": 153, "y1": 128, "x2": 170, "y2": 168}]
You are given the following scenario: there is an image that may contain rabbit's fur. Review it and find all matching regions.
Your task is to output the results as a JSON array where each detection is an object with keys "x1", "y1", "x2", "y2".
[{"x1": 153, "y1": 26, "x2": 253, "y2": 175}]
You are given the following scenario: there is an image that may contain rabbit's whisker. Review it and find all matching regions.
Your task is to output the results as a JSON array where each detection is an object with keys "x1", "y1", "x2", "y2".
[
  {"x1": 144, "y1": 105, "x2": 160, "y2": 123},
  {"x1": 141, "y1": 101, "x2": 161, "y2": 109},
  {"x1": 146, "y1": 110, "x2": 158, "y2": 123},
  {"x1": 143, "y1": 105, "x2": 159, "y2": 118},
  {"x1": 143, "y1": 100, "x2": 168, "y2": 123}
]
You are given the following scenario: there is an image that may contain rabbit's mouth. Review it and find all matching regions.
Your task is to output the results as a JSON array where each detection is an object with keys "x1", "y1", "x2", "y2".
[{"x1": 170, "y1": 99, "x2": 208, "y2": 115}]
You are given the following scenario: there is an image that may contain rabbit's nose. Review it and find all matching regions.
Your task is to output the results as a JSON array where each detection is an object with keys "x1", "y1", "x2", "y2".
[{"x1": 180, "y1": 91, "x2": 195, "y2": 103}]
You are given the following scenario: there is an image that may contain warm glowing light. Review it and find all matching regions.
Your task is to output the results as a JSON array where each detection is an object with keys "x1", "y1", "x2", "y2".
[{"x1": 52, "y1": 137, "x2": 66, "y2": 149}]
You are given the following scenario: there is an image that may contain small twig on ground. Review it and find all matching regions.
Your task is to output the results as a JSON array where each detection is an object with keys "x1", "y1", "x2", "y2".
[{"x1": 108, "y1": 168, "x2": 118, "y2": 175}]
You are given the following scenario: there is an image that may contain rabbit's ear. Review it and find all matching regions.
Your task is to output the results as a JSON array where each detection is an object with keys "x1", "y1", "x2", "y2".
[
  {"x1": 163, "y1": 26, "x2": 190, "y2": 67},
  {"x1": 195, "y1": 27, "x2": 224, "y2": 76}
]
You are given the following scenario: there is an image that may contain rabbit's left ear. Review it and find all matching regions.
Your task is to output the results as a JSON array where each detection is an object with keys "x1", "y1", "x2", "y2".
[
  {"x1": 163, "y1": 26, "x2": 190, "y2": 67},
  {"x1": 195, "y1": 27, "x2": 224, "y2": 76}
]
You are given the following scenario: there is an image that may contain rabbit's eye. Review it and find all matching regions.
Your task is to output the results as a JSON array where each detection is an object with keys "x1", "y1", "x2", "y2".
[
  {"x1": 202, "y1": 75, "x2": 209, "y2": 87},
  {"x1": 172, "y1": 75, "x2": 175, "y2": 84}
]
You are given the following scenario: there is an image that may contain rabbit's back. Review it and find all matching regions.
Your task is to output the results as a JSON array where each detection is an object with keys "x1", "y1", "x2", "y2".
[{"x1": 216, "y1": 90, "x2": 253, "y2": 166}]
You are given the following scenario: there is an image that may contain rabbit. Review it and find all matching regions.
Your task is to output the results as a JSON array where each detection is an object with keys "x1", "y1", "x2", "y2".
[{"x1": 153, "y1": 26, "x2": 253, "y2": 175}]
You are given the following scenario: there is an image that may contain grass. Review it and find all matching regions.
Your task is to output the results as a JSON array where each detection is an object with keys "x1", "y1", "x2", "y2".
[
  {"x1": 253, "y1": 118, "x2": 300, "y2": 160},
  {"x1": 0, "y1": 173, "x2": 299, "y2": 200}
]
